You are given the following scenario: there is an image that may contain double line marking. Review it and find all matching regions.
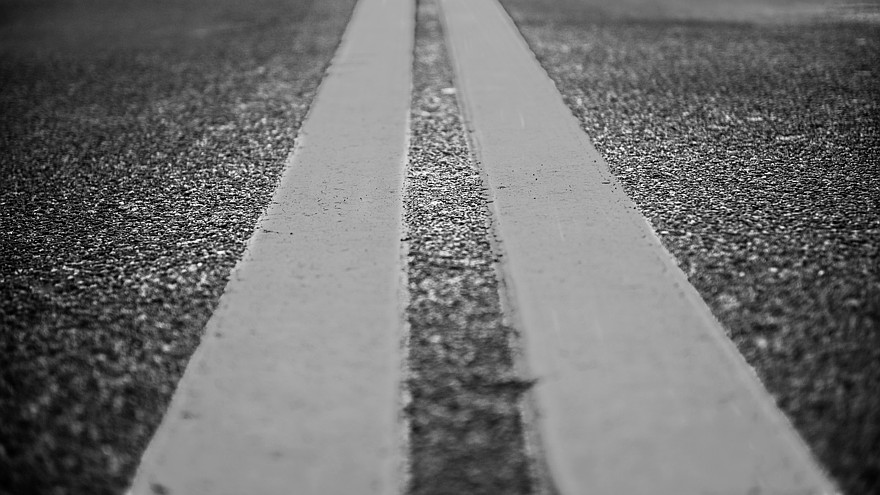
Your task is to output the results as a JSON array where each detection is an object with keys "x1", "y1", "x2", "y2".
[{"x1": 129, "y1": 0, "x2": 836, "y2": 493}]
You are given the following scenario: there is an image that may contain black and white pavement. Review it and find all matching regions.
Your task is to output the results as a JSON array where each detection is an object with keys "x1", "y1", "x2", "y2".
[{"x1": 0, "y1": 0, "x2": 877, "y2": 493}]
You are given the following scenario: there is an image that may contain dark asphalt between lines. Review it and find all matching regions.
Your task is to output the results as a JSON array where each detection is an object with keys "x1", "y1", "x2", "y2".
[
  {"x1": 404, "y1": 0, "x2": 533, "y2": 492},
  {"x1": 0, "y1": 0, "x2": 356, "y2": 493},
  {"x1": 498, "y1": 0, "x2": 879, "y2": 493}
]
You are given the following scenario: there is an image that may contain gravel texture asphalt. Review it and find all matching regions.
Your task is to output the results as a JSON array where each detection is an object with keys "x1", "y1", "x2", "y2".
[
  {"x1": 498, "y1": 0, "x2": 879, "y2": 493},
  {"x1": 0, "y1": 0, "x2": 356, "y2": 492},
  {"x1": 403, "y1": 0, "x2": 535, "y2": 493}
]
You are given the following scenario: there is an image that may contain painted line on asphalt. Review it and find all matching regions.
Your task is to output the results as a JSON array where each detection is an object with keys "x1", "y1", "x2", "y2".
[
  {"x1": 128, "y1": 0, "x2": 413, "y2": 493},
  {"x1": 439, "y1": 0, "x2": 839, "y2": 493}
]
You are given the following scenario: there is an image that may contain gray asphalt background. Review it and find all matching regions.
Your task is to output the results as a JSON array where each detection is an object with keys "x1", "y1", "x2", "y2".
[
  {"x1": 497, "y1": 0, "x2": 879, "y2": 493},
  {"x1": 0, "y1": 0, "x2": 355, "y2": 492}
]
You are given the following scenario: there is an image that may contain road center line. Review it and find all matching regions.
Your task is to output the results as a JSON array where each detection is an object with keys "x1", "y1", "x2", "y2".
[
  {"x1": 128, "y1": 0, "x2": 412, "y2": 493},
  {"x1": 439, "y1": 0, "x2": 837, "y2": 493}
]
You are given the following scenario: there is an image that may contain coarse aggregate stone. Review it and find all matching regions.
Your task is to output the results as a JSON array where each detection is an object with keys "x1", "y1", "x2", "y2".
[
  {"x1": 0, "y1": 0, "x2": 356, "y2": 493},
  {"x1": 498, "y1": 1, "x2": 879, "y2": 492},
  {"x1": 402, "y1": 1, "x2": 534, "y2": 493}
]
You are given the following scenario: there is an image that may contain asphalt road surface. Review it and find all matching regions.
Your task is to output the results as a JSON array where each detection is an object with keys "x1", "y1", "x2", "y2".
[
  {"x1": 0, "y1": 0, "x2": 356, "y2": 493},
  {"x1": 1, "y1": 0, "x2": 878, "y2": 493},
  {"x1": 498, "y1": 0, "x2": 879, "y2": 493}
]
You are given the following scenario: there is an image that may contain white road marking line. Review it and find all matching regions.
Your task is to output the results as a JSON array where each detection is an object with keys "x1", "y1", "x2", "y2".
[
  {"x1": 128, "y1": 0, "x2": 412, "y2": 492},
  {"x1": 440, "y1": 0, "x2": 838, "y2": 493}
]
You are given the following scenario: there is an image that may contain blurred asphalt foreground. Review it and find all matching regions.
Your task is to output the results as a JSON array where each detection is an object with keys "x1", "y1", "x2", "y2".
[
  {"x1": 0, "y1": 0, "x2": 877, "y2": 493},
  {"x1": 0, "y1": 0, "x2": 357, "y2": 492},
  {"x1": 497, "y1": 0, "x2": 879, "y2": 493}
]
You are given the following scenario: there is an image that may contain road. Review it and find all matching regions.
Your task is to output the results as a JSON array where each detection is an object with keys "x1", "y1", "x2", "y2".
[{"x1": 1, "y1": 0, "x2": 877, "y2": 493}]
